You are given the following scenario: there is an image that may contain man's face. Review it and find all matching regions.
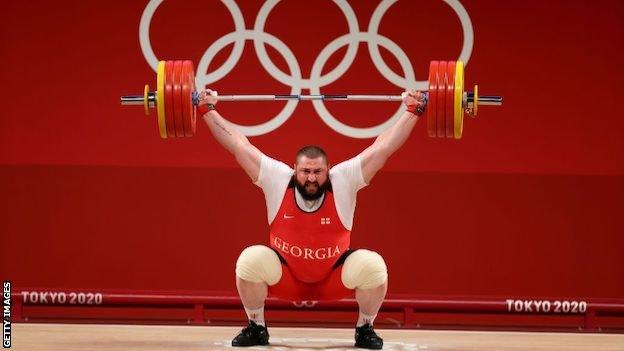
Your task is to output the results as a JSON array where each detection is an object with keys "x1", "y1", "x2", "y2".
[{"x1": 294, "y1": 156, "x2": 329, "y2": 200}]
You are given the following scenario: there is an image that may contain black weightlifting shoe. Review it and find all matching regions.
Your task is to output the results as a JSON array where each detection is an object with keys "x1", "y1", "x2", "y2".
[
  {"x1": 231, "y1": 320, "x2": 270, "y2": 347},
  {"x1": 355, "y1": 323, "x2": 384, "y2": 349}
]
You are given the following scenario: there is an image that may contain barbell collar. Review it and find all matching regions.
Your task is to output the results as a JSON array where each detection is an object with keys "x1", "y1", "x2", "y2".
[
  {"x1": 467, "y1": 93, "x2": 502, "y2": 106},
  {"x1": 121, "y1": 93, "x2": 156, "y2": 107}
]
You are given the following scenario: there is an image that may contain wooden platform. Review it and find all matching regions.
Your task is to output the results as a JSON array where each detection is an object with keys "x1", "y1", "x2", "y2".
[{"x1": 9, "y1": 323, "x2": 624, "y2": 350}]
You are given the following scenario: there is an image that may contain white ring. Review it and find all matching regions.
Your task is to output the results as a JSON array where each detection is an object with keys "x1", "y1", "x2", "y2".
[
  {"x1": 196, "y1": 30, "x2": 302, "y2": 136},
  {"x1": 367, "y1": 0, "x2": 473, "y2": 90},
  {"x1": 310, "y1": 32, "x2": 414, "y2": 139},
  {"x1": 139, "y1": 0, "x2": 246, "y2": 75},
  {"x1": 253, "y1": 0, "x2": 360, "y2": 89}
]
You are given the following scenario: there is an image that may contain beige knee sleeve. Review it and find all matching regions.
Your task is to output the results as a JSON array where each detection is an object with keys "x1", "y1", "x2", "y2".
[
  {"x1": 341, "y1": 249, "x2": 388, "y2": 290},
  {"x1": 235, "y1": 245, "x2": 282, "y2": 286}
]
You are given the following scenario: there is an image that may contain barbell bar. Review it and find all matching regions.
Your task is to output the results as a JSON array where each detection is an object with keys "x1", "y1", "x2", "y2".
[{"x1": 120, "y1": 60, "x2": 502, "y2": 139}]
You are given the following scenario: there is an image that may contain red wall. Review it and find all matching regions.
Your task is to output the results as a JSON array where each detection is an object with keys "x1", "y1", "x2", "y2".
[{"x1": 1, "y1": 1, "x2": 623, "y2": 299}]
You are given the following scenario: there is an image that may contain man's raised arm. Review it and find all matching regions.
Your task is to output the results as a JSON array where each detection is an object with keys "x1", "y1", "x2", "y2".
[
  {"x1": 359, "y1": 91, "x2": 425, "y2": 184},
  {"x1": 198, "y1": 90, "x2": 263, "y2": 182}
]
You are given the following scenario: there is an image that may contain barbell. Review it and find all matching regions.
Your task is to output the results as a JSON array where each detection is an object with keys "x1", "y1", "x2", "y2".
[{"x1": 120, "y1": 60, "x2": 502, "y2": 139}]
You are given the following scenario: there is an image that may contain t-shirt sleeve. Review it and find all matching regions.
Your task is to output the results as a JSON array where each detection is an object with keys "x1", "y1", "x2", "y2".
[
  {"x1": 329, "y1": 155, "x2": 367, "y2": 230},
  {"x1": 254, "y1": 154, "x2": 294, "y2": 224}
]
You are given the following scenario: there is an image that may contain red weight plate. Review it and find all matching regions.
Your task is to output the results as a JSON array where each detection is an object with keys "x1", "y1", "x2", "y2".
[
  {"x1": 436, "y1": 61, "x2": 447, "y2": 138},
  {"x1": 189, "y1": 62, "x2": 197, "y2": 136},
  {"x1": 164, "y1": 61, "x2": 176, "y2": 138},
  {"x1": 182, "y1": 60, "x2": 196, "y2": 137},
  {"x1": 172, "y1": 60, "x2": 185, "y2": 137},
  {"x1": 445, "y1": 61, "x2": 456, "y2": 138},
  {"x1": 427, "y1": 61, "x2": 438, "y2": 137}
]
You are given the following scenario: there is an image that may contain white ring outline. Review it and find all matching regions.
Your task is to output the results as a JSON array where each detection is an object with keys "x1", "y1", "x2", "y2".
[
  {"x1": 253, "y1": 0, "x2": 360, "y2": 89},
  {"x1": 197, "y1": 30, "x2": 303, "y2": 136},
  {"x1": 367, "y1": 0, "x2": 473, "y2": 91},
  {"x1": 310, "y1": 32, "x2": 414, "y2": 138},
  {"x1": 140, "y1": 0, "x2": 246, "y2": 75}
]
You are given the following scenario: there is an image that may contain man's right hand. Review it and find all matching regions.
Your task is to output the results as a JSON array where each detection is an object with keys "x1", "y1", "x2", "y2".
[
  {"x1": 198, "y1": 89, "x2": 219, "y2": 106},
  {"x1": 197, "y1": 89, "x2": 218, "y2": 116}
]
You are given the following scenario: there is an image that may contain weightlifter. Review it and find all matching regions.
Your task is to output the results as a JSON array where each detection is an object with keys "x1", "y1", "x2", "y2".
[{"x1": 197, "y1": 89, "x2": 426, "y2": 349}]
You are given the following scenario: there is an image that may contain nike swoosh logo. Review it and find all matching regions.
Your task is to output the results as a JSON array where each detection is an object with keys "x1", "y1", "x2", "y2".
[{"x1": 283, "y1": 214, "x2": 295, "y2": 219}]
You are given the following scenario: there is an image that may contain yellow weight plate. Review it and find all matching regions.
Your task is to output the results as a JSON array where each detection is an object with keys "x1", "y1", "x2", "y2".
[
  {"x1": 453, "y1": 61, "x2": 464, "y2": 139},
  {"x1": 144, "y1": 84, "x2": 150, "y2": 116},
  {"x1": 156, "y1": 61, "x2": 168, "y2": 139}
]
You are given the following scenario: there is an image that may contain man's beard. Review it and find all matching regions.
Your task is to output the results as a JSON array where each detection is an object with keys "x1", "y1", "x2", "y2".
[{"x1": 294, "y1": 179, "x2": 329, "y2": 201}]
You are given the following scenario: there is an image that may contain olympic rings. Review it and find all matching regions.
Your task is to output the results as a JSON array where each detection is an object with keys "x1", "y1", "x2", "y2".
[
  {"x1": 139, "y1": 0, "x2": 474, "y2": 138},
  {"x1": 292, "y1": 300, "x2": 319, "y2": 308}
]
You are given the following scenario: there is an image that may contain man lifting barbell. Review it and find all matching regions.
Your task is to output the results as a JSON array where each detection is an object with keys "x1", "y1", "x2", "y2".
[
  {"x1": 119, "y1": 59, "x2": 502, "y2": 349},
  {"x1": 196, "y1": 88, "x2": 425, "y2": 349}
]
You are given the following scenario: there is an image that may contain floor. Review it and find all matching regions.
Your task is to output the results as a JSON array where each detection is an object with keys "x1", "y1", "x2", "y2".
[{"x1": 9, "y1": 323, "x2": 624, "y2": 351}]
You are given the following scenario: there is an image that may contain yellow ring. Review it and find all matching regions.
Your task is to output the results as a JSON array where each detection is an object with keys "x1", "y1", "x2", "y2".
[
  {"x1": 454, "y1": 61, "x2": 464, "y2": 139},
  {"x1": 143, "y1": 84, "x2": 150, "y2": 116},
  {"x1": 473, "y1": 84, "x2": 478, "y2": 117},
  {"x1": 156, "y1": 61, "x2": 167, "y2": 139}
]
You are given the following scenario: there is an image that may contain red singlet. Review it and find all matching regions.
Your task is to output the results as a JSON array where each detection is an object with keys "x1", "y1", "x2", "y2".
[
  {"x1": 268, "y1": 186, "x2": 354, "y2": 301},
  {"x1": 270, "y1": 187, "x2": 350, "y2": 282}
]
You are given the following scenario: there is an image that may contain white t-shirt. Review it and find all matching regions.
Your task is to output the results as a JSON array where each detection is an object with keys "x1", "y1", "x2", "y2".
[{"x1": 254, "y1": 154, "x2": 367, "y2": 231}]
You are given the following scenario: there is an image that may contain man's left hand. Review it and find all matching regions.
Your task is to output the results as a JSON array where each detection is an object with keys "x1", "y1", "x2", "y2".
[{"x1": 401, "y1": 90, "x2": 426, "y2": 116}]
